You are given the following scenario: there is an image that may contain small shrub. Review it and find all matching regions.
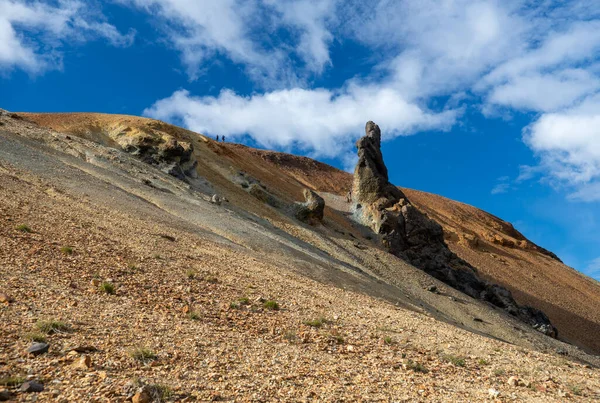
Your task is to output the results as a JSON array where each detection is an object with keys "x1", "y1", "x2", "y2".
[
  {"x1": 229, "y1": 302, "x2": 239, "y2": 309},
  {"x1": 0, "y1": 376, "x2": 25, "y2": 387},
  {"x1": 60, "y1": 246, "x2": 73, "y2": 255},
  {"x1": 16, "y1": 224, "x2": 32, "y2": 233},
  {"x1": 186, "y1": 270, "x2": 197, "y2": 279},
  {"x1": 129, "y1": 347, "x2": 157, "y2": 363},
  {"x1": 284, "y1": 330, "x2": 297, "y2": 343},
  {"x1": 153, "y1": 384, "x2": 172, "y2": 401},
  {"x1": 99, "y1": 281, "x2": 116, "y2": 295},
  {"x1": 444, "y1": 354, "x2": 466, "y2": 367},
  {"x1": 570, "y1": 384, "x2": 583, "y2": 396},
  {"x1": 406, "y1": 360, "x2": 428, "y2": 373},
  {"x1": 205, "y1": 276, "x2": 219, "y2": 284},
  {"x1": 494, "y1": 368, "x2": 506, "y2": 377},
  {"x1": 304, "y1": 318, "x2": 328, "y2": 328},
  {"x1": 187, "y1": 311, "x2": 200, "y2": 320},
  {"x1": 36, "y1": 320, "x2": 70, "y2": 334},
  {"x1": 153, "y1": 254, "x2": 162, "y2": 259},
  {"x1": 238, "y1": 297, "x2": 250, "y2": 305},
  {"x1": 330, "y1": 334, "x2": 344, "y2": 344},
  {"x1": 478, "y1": 358, "x2": 489, "y2": 366},
  {"x1": 22, "y1": 332, "x2": 47, "y2": 343},
  {"x1": 384, "y1": 336, "x2": 393, "y2": 345},
  {"x1": 263, "y1": 300, "x2": 279, "y2": 311}
]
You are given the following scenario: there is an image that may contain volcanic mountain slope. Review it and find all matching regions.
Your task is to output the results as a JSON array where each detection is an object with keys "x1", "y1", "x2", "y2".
[{"x1": 0, "y1": 110, "x2": 599, "y2": 401}]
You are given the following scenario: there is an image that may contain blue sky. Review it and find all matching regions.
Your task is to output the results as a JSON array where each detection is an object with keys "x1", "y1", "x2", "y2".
[{"x1": 1, "y1": 0, "x2": 600, "y2": 279}]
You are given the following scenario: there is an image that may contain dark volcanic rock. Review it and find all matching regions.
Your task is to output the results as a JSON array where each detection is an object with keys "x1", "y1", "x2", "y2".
[
  {"x1": 352, "y1": 121, "x2": 557, "y2": 338},
  {"x1": 295, "y1": 189, "x2": 325, "y2": 224},
  {"x1": 20, "y1": 381, "x2": 44, "y2": 393},
  {"x1": 123, "y1": 134, "x2": 197, "y2": 181},
  {"x1": 26, "y1": 342, "x2": 49, "y2": 356}
]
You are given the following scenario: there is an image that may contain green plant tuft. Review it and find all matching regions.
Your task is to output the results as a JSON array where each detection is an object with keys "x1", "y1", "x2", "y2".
[
  {"x1": 16, "y1": 224, "x2": 31, "y2": 233},
  {"x1": 60, "y1": 246, "x2": 73, "y2": 255},
  {"x1": 0, "y1": 376, "x2": 25, "y2": 387},
  {"x1": 304, "y1": 317, "x2": 328, "y2": 328},
  {"x1": 444, "y1": 354, "x2": 466, "y2": 367},
  {"x1": 187, "y1": 311, "x2": 200, "y2": 320},
  {"x1": 263, "y1": 300, "x2": 279, "y2": 311},
  {"x1": 100, "y1": 281, "x2": 116, "y2": 295}
]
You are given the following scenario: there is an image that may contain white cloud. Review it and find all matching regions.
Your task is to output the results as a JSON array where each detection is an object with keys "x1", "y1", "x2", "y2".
[
  {"x1": 487, "y1": 69, "x2": 600, "y2": 112},
  {"x1": 524, "y1": 93, "x2": 600, "y2": 200},
  {"x1": 144, "y1": 87, "x2": 459, "y2": 158},
  {"x1": 0, "y1": 0, "x2": 135, "y2": 73},
  {"x1": 491, "y1": 176, "x2": 511, "y2": 195},
  {"x1": 491, "y1": 183, "x2": 510, "y2": 195}
]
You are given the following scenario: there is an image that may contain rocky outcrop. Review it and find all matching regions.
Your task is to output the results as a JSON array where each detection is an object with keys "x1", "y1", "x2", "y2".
[
  {"x1": 123, "y1": 134, "x2": 197, "y2": 181},
  {"x1": 247, "y1": 183, "x2": 283, "y2": 208},
  {"x1": 352, "y1": 121, "x2": 557, "y2": 338},
  {"x1": 294, "y1": 189, "x2": 325, "y2": 224}
]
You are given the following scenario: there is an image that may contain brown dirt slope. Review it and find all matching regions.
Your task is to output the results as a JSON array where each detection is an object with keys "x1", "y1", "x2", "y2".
[{"x1": 21, "y1": 112, "x2": 600, "y2": 356}]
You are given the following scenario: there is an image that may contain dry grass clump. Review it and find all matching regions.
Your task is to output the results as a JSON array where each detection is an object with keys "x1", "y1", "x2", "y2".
[
  {"x1": 129, "y1": 347, "x2": 157, "y2": 363},
  {"x1": 36, "y1": 319, "x2": 70, "y2": 334}
]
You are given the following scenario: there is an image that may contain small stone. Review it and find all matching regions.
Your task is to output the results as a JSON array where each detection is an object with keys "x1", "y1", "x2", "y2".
[
  {"x1": 210, "y1": 194, "x2": 222, "y2": 205},
  {"x1": 132, "y1": 385, "x2": 153, "y2": 403},
  {"x1": 508, "y1": 376, "x2": 521, "y2": 387},
  {"x1": 20, "y1": 381, "x2": 44, "y2": 393},
  {"x1": 71, "y1": 345, "x2": 97, "y2": 353},
  {"x1": 488, "y1": 388, "x2": 500, "y2": 398},
  {"x1": 72, "y1": 355, "x2": 92, "y2": 369},
  {"x1": 91, "y1": 278, "x2": 100, "y2": 287},
  {"x1": 27, "y1": 342, "x2": 49, "y2": 356},
  {"x1": 346, "y1": 345, "x2": 354, "y2": 352},
  {"x1": 426, "y1": 285, "x2": 437, "y2": 293},
  {"x1": 0, "y1": 293, "x2": 10, "y2": 303},
  {"x1": 0, "y1": 390, "x2": 13, "y2": 401}
]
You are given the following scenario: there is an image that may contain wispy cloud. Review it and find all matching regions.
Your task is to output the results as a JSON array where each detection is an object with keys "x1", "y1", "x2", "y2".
[
  {"x1": 118, "y1": 0, "x2": 338, "y2": 86},
  {"x1": 0, "y1": 0, "x2": 135, "y2": 74}
]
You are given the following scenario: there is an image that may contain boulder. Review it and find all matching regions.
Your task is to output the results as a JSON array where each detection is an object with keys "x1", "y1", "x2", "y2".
[
  {"x1": 20, "y1": 381, "x2": 44, "y2": 393},
  {"x1": 351, "y1": 121, "x2": 557, "y2": 338},
  {"x1": 295, "y1": 189, "x2": 325, "y2": 224},
  {"x1": 27, "y1": 342, "x2": 49, "y2": 356},
  {"x1": 247, "y1": 183, "x2": 282, "y2": 208}
]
